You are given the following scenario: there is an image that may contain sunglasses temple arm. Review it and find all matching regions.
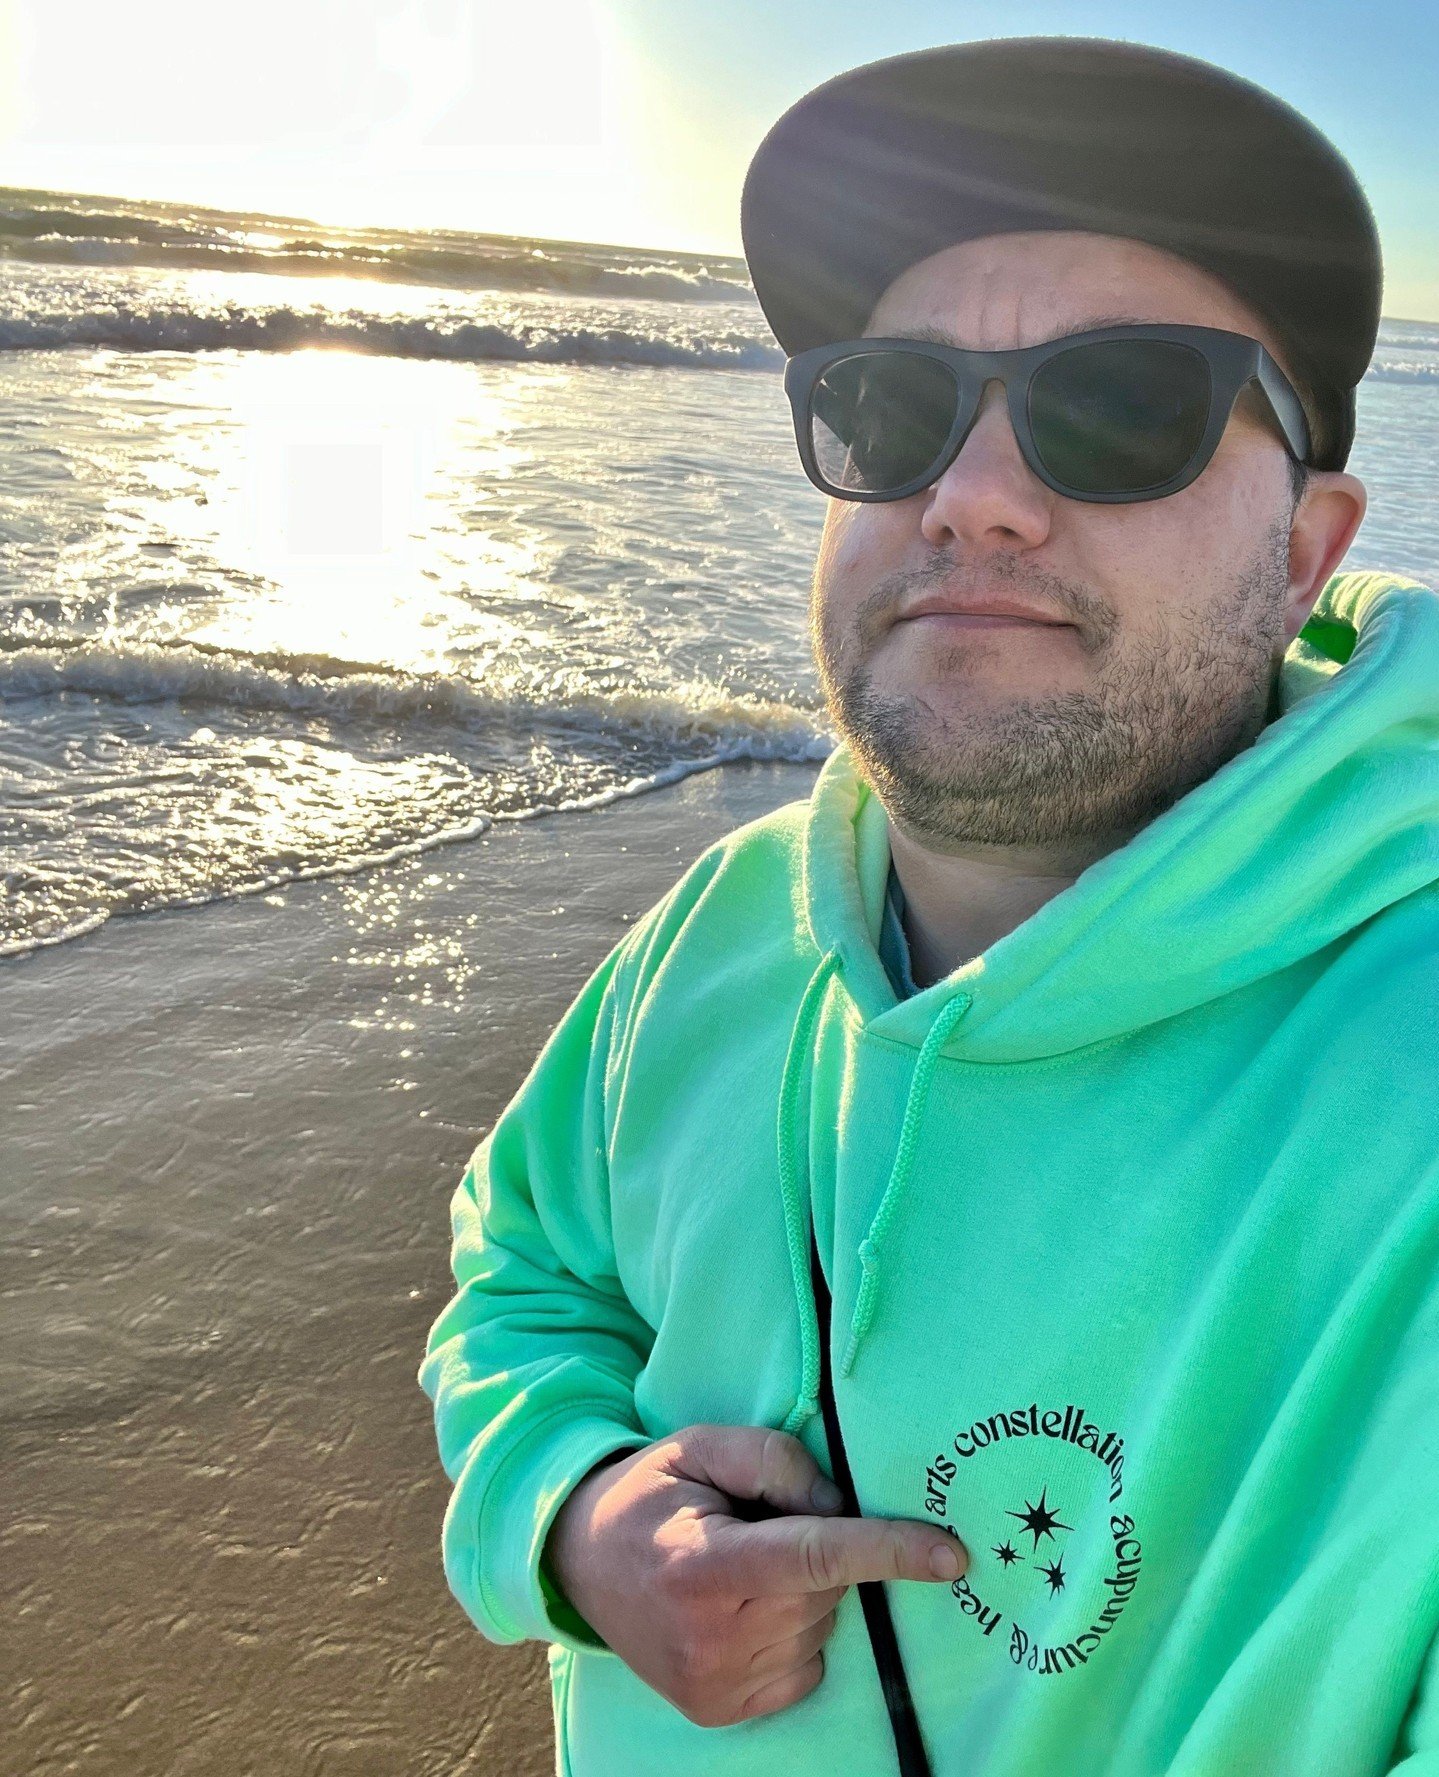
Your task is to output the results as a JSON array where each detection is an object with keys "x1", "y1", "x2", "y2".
[{"x1": 1254, "y1": 353, "x2": 1314, "y2": 466}]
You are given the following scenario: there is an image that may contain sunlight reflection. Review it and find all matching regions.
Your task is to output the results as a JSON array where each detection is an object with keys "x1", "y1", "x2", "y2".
[{"x1": 182, "y1": 348, "x2": 537, "y2": 670}]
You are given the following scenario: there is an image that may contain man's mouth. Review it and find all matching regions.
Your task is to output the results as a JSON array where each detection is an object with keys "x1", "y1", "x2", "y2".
[{"x1": 903, "y1": 612, "x2": 1057, "y2": 628}]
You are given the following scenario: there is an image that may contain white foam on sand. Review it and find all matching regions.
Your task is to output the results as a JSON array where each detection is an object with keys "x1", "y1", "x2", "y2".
[{"x1": 0, "y1": 757, "x2": 819, "y2": 1776}]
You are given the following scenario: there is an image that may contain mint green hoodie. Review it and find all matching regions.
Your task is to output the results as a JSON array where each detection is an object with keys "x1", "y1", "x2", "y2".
[{"x1": 419, "y1": 568, "x2": 1439, "y2": 1776}]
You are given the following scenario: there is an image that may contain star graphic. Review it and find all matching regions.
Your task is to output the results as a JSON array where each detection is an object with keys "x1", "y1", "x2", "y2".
[
  {"x1": 1037, "y1": 1555, "x2": 1067, "y2": 1596},
  {"x1": 991, "y1": 1540, "x2": 1021, "y2": 1567},
  {"x1": 1005, "y1": 1486, "x2": 1074, "y2": 1553}
]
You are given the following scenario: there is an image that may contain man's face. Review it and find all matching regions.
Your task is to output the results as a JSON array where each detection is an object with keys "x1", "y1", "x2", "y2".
[{"x1": 809, "y1": 229, "x2": 1341, "y2": 853}]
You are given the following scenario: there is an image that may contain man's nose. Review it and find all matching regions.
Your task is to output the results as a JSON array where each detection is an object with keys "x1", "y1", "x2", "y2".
[{"x1": 916, "y1": 378, "x2": 1054, "y2": 551}]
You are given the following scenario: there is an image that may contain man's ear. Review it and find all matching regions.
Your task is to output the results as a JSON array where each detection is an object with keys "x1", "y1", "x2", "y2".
[{"x1": 1282, "y1": 469, "x2": 1367, "y2": 646}]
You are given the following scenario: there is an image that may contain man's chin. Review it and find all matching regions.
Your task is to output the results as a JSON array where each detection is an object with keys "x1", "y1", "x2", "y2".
[{"x1": 835, "y1": 730, "x2": 984, "y2": 803}]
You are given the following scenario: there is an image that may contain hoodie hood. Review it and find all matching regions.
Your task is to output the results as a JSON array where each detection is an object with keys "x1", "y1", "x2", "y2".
[
  {"x1": 803, "y1": 569, "x2": 1439, "y2": 1061},
  {"x1": 776, "y1": 568, "x2": 1439, "y2": 1399}
]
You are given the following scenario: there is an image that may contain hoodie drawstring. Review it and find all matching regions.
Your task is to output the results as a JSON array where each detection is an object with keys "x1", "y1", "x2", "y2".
[
  {"x1": 840, "y1": 989, "x2": 972, "y2": 1377},
  {"x1": 777, "y1": 944, "x2": 844, "y2": 1437},
  {"x1": 777, "y1": 943, "x2": 974, "y2": 1429}
]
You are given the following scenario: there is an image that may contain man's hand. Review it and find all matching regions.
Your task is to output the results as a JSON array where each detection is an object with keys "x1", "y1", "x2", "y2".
[{"x1": 543, "y1": 1422, "x2": 969, "y2": 1727}]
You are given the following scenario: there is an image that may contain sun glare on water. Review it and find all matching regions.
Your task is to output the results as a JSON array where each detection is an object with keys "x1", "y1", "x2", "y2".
[{"x1": 177, "y1": 346, "x2": 541, "y2": 672}]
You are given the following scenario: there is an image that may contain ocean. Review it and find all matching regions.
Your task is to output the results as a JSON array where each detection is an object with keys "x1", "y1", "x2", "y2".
[{"x1": 0, "y1": 185, "x2": 1435, "y2": 960}]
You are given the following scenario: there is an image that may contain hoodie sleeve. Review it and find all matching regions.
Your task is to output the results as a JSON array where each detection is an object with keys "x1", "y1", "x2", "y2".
[{"x1": 416, "y1": 922, "x2": 656, "y2": 1656}]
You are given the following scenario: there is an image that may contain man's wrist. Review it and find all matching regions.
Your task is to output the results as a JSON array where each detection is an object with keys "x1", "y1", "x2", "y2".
[
  {"x1": 543, "y1": 1457, "x2": 632, "y2": 1570},
  {"x1": 544, "y1": 1446, "x2": 642, "y2": 1597}
]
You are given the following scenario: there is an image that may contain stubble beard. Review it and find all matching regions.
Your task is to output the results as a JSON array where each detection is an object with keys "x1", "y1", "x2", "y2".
[{"x1": 812, "y1": 514, "x2": 1293, "y2": 851}]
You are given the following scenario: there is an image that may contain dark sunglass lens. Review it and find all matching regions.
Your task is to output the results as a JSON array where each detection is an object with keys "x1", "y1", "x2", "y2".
[
  {"x1": 1028, "y1": 340, "x2": 1211, "y2": 493},
  {"x1": 809, "y1": 351, "x2": 959, "y2": 493}
]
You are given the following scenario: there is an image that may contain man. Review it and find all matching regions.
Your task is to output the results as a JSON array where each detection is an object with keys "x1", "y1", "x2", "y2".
[{"x1": 419, "y1": 38, "x2": 1439, "y2": 1777}]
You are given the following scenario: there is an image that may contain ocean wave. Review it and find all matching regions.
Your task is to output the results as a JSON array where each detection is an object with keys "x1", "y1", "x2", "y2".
[
  {"x1": 1365, "y1": 357, "x2": 1439, "y2": 385},
  {"x1": 0, "y1": 194, "x2": 757, "y2": 304},
  {"x1": 0, "y1": 301, "x2": 783, "y2": 368},
  {"x1": 9, "y1": 231, "x2": 758, "y2": 304},
  {"x1": 0, "y1": 635, "x2": 833, "y2": 759},
  {"x1": 0, "y1": 733, "x2": 833, "y2": 965}
]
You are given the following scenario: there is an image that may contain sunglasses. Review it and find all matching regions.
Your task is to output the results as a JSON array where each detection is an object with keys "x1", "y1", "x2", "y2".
[{"x1": 783, "y1": 324, "x2": 1312, "y2": 505}]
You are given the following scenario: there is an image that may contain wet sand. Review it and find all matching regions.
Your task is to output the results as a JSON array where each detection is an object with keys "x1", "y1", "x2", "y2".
[{"x1": 1, "y1": 757, "x2": 821, "y2": 1777}]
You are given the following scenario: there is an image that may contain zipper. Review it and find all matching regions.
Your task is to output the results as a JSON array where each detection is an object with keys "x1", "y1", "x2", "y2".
[{"x1": 809, "y1": 1227, "x2": 936, "y2": 1777}]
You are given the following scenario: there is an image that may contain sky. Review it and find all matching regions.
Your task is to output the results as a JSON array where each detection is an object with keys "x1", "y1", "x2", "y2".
[{"x1": 0, "y1": 0, "x2": 1433, "y2": 320}]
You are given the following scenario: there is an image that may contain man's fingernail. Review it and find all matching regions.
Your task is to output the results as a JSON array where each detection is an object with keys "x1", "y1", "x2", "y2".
[
  {"x1": 810, "y1": 1477, "x2": 843, "y2": 1511},
  {"x1": 930, "y1": 1543, "x2": 963, "y2": 1580}
]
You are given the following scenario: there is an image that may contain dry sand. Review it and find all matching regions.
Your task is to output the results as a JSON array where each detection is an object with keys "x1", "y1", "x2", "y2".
[{"x1": 2, "y1": 757, "x2": 821, "y2": 1777}]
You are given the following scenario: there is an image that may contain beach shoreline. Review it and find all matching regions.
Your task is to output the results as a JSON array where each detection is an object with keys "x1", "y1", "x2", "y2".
[{"x1": 2, "y1": 756, "x2": 822, "y2": 1776}]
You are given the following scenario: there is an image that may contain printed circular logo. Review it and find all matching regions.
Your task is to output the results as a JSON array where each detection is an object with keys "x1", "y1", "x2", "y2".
[{"x1": 915, "y1": 1399, "x2": 1144, "y2": 1675}]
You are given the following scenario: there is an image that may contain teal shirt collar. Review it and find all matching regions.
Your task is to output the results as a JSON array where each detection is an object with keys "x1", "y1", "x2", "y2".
[{"x1": 878, "y1": 858, "x2": 920, "y2": 999}]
